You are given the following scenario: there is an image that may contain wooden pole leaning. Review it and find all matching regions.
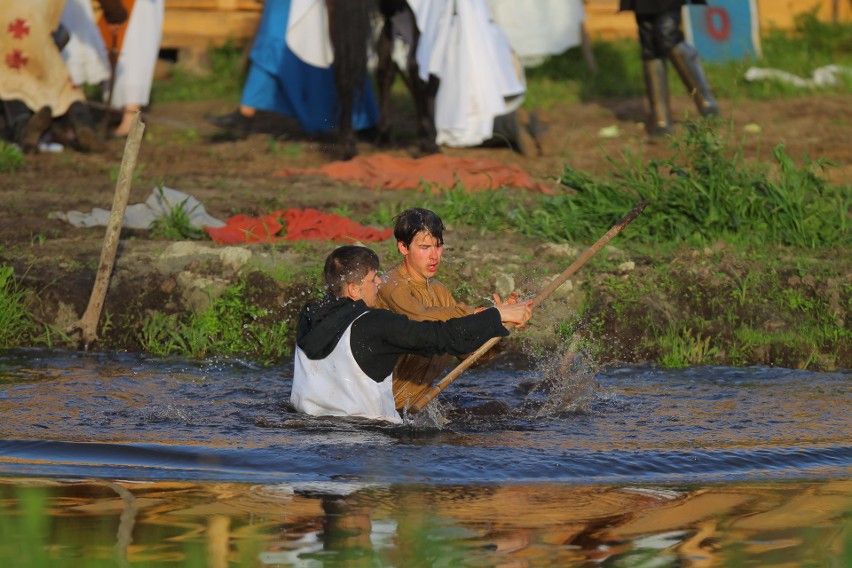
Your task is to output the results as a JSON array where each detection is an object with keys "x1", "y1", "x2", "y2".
[
  {"x1": 407, "y1": 199, "x2": 651, "y2": 414},
  {"x1": 70, "y1": 111, "x2": 145, "y2": 349}
]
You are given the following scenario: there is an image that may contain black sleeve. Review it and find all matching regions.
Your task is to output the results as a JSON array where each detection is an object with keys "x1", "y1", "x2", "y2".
[{"x1": 350, "y1": 308, "x2": 509, "y2": 381}]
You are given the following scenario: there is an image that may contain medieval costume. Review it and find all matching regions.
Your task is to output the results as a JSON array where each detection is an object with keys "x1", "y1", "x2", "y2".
[
  {"x1": 207, "y1": 0, "x2": 378, "y2": 138},
  {"x1": 99, "y1": 0, "x2": 164, "y2": 135},
  {"x1": 375, "y1": 263, "x2": 475, "y2": 410},
  {"x1": 285, "y1": 0, "x2": 530, "y2": 151},
  {"x1": 61, "y1": 0, "x2": 127, "y2": 86},
  {"x1": 0, "y1": 0, "x2": 124, "y2": 151},
  {"x1": 291, "y1": 296, "x2": 508, "y2": 423},
  {"x1": 620, "y1": 0, "x2": 719, "y2": 135}
]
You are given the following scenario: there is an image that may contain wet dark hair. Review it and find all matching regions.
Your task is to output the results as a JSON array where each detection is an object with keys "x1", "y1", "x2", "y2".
[
  {"x1": 323, "y1": 245, "x2": 380, "y2": 298},
  {"x1": 393, "y1": 208, "x2": 445, "y2": 247}
]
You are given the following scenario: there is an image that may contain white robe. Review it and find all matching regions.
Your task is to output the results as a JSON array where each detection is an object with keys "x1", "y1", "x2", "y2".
[
  {"x1": 487, "y1": 0, "x2": 586, "y2": 67},
  {"x1": 408, "y1": 0, "x2": 525, "y2": 147},
  {"x1": 291, "y1": 317, "x2": 402, "y2": 424},
  {"x1": 286, "y1": 0, "x2": 526, "y2": 148},
  {"x1": 106, "y1": 0, "x2": 164, "y2": 109},
  {"x1": 60, "y1": 0, "x2": 111, "y2": 86}
]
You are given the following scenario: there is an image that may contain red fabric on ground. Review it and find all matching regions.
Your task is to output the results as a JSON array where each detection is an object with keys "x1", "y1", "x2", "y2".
[
  {"x1": 275, "y1": 154, "x2": 555, "y2": 194},
  {"x1": 205, "y1": 208, "x2": 392, "y2": 245}
]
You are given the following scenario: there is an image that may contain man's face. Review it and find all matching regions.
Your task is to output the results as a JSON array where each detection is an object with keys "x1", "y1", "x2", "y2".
[
  {"x1": 354, "y1": 269, "x2": 382, "y2": 307},
  {"x1": 399, "y1": 230, "x2": 443, "y2": 283}
]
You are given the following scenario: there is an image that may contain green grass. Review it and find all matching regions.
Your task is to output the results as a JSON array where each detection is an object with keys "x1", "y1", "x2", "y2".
[
  {"x1": 0, "y1": 141, "x2": 25, "y2": 173},
  {"x1": 0, "y1": 266, "x2": 35, "y2": 347},
  {"x1": 151, "y1": 42, "x2": 246, "y2": 103},
  {"x1": 524, "y1": 11, "x2": 852, "y2": 108},
  {"x1": 366, "y1": 119, "x2": 850, "y2": 250},
  {"x1": 148, "y1": 186, "x2": 206, "y2": 240},
  {"x1": 137, "y1": 278, "x2": 291, "y2": 363},
  {"x1": 150, "y1": 11, "x2": 851, "y2": 109}
]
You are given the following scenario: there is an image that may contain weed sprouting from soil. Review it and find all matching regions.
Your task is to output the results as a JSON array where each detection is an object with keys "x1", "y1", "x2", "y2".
[
  {"x1": 0, "y1": 266, "x2": 35, "y2": 347},
  {"x1": 0, "y1": 141, "x2": 24, "y2": 173},
  {"x1": 149, "y1": 186, "x2": 205, "y2": 240}
]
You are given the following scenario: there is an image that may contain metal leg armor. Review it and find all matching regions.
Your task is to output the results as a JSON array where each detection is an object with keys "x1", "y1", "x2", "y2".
[{"x1": 668, "y1": 42, "x2": 720, "y2": 117}]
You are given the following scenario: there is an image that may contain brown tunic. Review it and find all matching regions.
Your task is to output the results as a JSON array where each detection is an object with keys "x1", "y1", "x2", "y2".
[
  {"x1": 0, "y1": 0, "x2": 86, "y2": 117},
  {"x1": 376, "y1": 263, "x2": 474, "y2": 410}
]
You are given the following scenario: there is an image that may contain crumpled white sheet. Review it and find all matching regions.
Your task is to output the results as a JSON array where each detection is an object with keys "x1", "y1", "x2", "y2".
[
  {"x1": 744, "y1": 65, "x2": 852, "y2": 89},
  {"x1": 49, "y1": 186, "x2": 226, "y2": 230}
]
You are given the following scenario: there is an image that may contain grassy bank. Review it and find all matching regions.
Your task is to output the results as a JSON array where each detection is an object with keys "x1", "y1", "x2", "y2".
[
  {"x1": 2, "y1": 117, "x2": 849, "y2": 369},
  {"x1": 1, "y1": 14, "x2": 849, "y2": 370}
]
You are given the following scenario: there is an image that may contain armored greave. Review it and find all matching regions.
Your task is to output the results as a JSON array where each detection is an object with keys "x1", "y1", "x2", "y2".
[
  {"x1": 642, "y1": 59, "x2": 673, "y2": 136},
  {"x1": 669, "y1": 42, "x2": 720, "y2": 117}
]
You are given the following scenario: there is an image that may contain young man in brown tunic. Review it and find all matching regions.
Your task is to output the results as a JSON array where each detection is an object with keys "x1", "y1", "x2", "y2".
[{"x1": 376, "y1": 208, "x2": 515, "y2": 410}]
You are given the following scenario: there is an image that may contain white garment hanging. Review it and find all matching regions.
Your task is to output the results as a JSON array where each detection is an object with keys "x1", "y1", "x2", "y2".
[
  {"x1": 106, "y1": 0, "x2": 164, "y2": 109},
  {"x1": 409, "y1": 0, "x2": 525, "y2": 147},
  {"x1": 60, "y1": 0, "x2": 111, "y2": 86},
  {"x1": 487, "y1": 0, "x2": 586, "y2": 67}
]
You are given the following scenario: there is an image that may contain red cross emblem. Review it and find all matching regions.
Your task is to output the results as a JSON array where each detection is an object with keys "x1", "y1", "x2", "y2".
[
  {"x1": 5, "y1": 49, "x2": 27, "y2": 69},
  {"x1": 7, "y1": 18, "x2": 30, "y2": 39}
]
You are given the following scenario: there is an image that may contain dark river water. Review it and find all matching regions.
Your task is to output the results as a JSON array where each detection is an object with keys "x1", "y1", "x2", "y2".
[{"x1": 0, "y1": 348, "x2": 849, "y2": 566}]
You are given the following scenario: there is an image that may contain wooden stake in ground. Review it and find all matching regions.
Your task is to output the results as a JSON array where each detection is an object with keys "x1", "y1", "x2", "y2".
[
  {"x1": 407, "y1": 199, "x2": 651, "y2": 414},
  {"x1": 70, "y1": 112, "x2": 145, "y2": 349}
]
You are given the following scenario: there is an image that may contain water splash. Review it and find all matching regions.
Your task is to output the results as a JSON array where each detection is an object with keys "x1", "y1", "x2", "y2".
[{"x1": 518, "y1": 346, "x2": 600, "y2": 418}]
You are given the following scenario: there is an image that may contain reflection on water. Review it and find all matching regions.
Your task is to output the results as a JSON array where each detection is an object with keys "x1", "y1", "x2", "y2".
[
  {"x1": 0, "y1": 349, "x2": 849, "y2": 565},
  {"x1": 0, "y1": 478, "x2": 849, "y2": 566}
]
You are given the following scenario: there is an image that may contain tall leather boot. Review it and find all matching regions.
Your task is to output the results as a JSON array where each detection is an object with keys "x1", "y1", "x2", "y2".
[
  {"x1": 642, "y1": 59, "x2": 673, "y2": 137},
  {"x1": 491, "y1": 108, "x2": 540, "y2": 156},
  {"x1": 669, "y1": 42, "x2": 720, "y2": 117},
  {"x1": 205, "y1": 109, "x2": 253, "y2": 140},
  {"x1": 12, "y1": 105, "x2": 52, "y2": 153},
  {"x1": 66, "y1": 101, "x2": 104, "y2": 152}
]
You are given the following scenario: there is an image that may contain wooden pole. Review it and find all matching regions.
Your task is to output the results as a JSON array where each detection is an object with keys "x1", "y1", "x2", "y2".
[
  {"x1": 69, "y1": 112, "x2": 145, "y2": 349},
  {"x1": 407, "y1": 199, "x2": 651, "y2": 414}
]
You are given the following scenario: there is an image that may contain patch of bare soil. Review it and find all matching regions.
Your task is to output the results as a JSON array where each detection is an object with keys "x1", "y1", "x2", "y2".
[{"x1": 1, "y1": 93, "x2": 850, "y2": 366}]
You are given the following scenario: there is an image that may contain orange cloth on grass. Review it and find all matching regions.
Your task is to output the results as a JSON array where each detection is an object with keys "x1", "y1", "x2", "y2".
[
  {"x1": 275, "y1": 154, "x2": 555, "y2": 194},
  {"x1": 205, "y1": 208, "x2": 392, "y2": 245}
]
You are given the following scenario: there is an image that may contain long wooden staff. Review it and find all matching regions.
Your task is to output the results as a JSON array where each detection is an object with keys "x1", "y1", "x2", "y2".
[
  {"x1": 69, "y1": 112, "x2": 144, "y2": 349},
  {"x1": 407, "y1": 199, "x2": 651, "y2": 414}
]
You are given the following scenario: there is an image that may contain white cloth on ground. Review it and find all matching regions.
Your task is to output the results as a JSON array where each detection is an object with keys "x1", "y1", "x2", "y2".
[
  {"x1": 50, "y1": 187, "x2": 225, "y2": 230},
  {"x1": 744, "y1": 65, "x2": 852, "y2": 89}
]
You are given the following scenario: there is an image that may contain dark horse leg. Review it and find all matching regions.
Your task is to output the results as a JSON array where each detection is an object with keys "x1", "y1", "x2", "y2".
[
  {"x1": 326, "y1": 0, "x2": 374, "y2": 160},
  {"x1": 376, "y1": 0, "x2": 439, "y2": 155}
]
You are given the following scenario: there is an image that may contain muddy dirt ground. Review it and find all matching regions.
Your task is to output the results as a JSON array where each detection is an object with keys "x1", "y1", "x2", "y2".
[{"x1": 1, "y1": 91, "x2": 850, "y2": 363}]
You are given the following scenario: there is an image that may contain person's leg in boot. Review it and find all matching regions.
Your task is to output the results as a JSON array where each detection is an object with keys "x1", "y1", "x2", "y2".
[
  {"x1": 205, "y1": 104, "x2": 255, "y2": 139},
  {"x1": 637, "y1": 15, "x2": 673, "y2": 136},
  {"x1": 66, "y1": 101, "x2": 105, "y2": 152},
  {"x1": 649, "y1": 9, "x2": 719, "y2": 118},
  {"x1": 490, "y1": 108, "x2": 540, "y2": 156},
  {"x1": 642, "y1": 59, "x2": 672, "y2": 137},
  {"x1": 8, "y1": 101, "x2": 52, "y2": 153},
  {"x1": 668, "y1": 42, "x2": 720, "y2": 117}
]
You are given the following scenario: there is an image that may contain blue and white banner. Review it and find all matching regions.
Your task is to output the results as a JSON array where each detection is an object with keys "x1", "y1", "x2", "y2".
[{"x1": 684, "y1": 0, "x2": 762, "y2": 62}]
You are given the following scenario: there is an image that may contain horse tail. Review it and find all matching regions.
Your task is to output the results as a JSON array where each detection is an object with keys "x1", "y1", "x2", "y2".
[{"x1": 329, "y1": 0, "x2": 375, "y2": 121}]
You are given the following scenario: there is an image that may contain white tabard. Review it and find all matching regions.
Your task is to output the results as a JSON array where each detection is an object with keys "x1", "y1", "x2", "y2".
[{"x1": 291, "y1": 316, "x2": 402, "y2": 424}]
